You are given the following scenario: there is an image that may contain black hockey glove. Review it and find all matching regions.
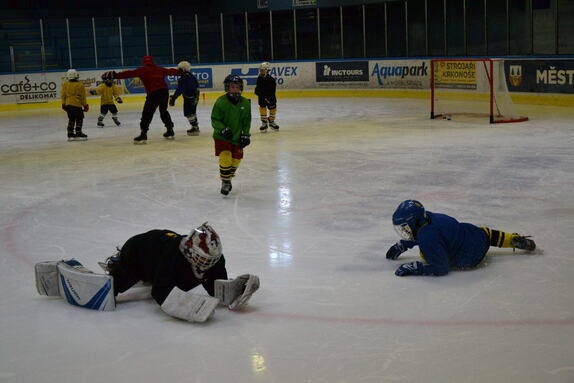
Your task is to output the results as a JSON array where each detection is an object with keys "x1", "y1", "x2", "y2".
[
  {"x1": 395, "y1": 261, "x2": 423, "y2": 277},
  {"x1": 386, "y1": 241, "x2": 406, "y2": 260},
  {"x1": 169, "y1": 96, "x2": 176, "y2": 107},
  {"x1": 221, "y1": 127, "x2": 233, "y2": 140},
  {"x1": 115, "y1": 97, "x2": 123, "y2": 104},
  {"x1": 239, "y1": 134, "x2": 251, "y2": 148},
  {"x1": 101, "y1": 71, "x2": 116, "y2": 80}
]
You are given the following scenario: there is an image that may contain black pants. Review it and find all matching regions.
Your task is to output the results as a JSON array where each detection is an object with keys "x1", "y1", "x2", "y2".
[
  {"x1": 258, "y1": 95, "x2": 277, "y2": 109},
  {"x1": 100, "y1": 104, "x2": 118, "y2": 115},
  {"x1": 183, "y1": 97, "x2": 198, "y2": 117},
  {"x1": 110, "y1": 236, "x2": 143, "y2": 295},
  {"x1": 65, "y1": 105, "x2": 84, "y2": 132},
  {"x1": 140, "y1": 89, "x2": 173, "y2": 132}
]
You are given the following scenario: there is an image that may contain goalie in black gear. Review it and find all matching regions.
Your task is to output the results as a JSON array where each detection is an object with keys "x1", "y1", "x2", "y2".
[{"x1": 35, "y1": 223, "x2": 260, "y2": 323}]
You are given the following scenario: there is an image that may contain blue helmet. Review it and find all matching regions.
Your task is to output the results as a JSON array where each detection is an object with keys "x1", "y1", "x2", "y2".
[{"x1": 392, "y1": 200, "x2": 427, "y2": 241}]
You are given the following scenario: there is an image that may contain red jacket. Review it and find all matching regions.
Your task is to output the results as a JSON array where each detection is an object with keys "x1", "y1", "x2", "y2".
[{"x1": 115, "y1": 64, "x2": 181, "y2": 94}]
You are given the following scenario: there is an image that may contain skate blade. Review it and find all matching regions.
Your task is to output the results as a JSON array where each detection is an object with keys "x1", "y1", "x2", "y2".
[
  {"x1": 187, "y1": 132, "x2": 200, "y2": 136},
  {"x1": 164, "y1": 137, "x2": 175, "y2": 140},
  {"x1": 133, "y1": 140, "x2": 147, "y2": 145},
  {"x1": 260, "y1": 129, "x2": 268, "y2": 133},
  {"x1": 75, "y1": 137, "x2": 88, "y2": 141}
]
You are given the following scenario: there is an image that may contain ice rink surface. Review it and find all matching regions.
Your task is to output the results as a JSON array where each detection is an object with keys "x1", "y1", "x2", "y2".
[{"x1": 1, "y1": 96, "x2": 573, "y2": 383}]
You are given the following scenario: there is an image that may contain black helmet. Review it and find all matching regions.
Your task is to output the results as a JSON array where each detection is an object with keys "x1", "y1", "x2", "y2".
[{"x1": 223, "y1": 74, "x2": 243, "y2": 92}]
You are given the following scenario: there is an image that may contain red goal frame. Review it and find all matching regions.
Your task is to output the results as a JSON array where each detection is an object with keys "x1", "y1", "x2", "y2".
[{"x1": 430, "y1": 58, "x2": 528, "y2": 124}]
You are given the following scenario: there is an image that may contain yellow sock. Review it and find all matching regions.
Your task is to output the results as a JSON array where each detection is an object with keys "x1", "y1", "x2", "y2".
[
  {"x1": 230, "y1": 158, "x2": 241, "y2": 178},
  {"x1": 219, "y1": 151, "x2": 233, "y2": 180},
  {"x1": 259, "y1": 106, "x2": 268, "y2": 122},
  {"x1": 482, "y1": 227, "x2": 516, "y2": 248},
  {"x1": 269, "y1": 107, "x2": 277, "y2": 122}
]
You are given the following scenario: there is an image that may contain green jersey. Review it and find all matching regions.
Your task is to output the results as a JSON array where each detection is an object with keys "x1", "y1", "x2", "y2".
[{"x1": 211, "y1": 94, "x2": 251, "y2": 146}]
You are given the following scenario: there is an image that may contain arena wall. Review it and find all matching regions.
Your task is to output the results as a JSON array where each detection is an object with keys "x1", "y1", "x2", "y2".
[{"x1": 1, "y1": 58, "x2": 573, "y2": 111}]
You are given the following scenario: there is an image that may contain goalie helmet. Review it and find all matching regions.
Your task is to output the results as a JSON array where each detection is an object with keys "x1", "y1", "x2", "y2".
[
  {"x1": 177, "y1": 61, "x2": 191, "y2": 72},
  {"x1": 392, "y1": 200, "x2": 428, "y2": 241},
  {"x1": 66, "y1": 69, "x2": 79, "y2": 81},
  {"x1": 179, "y1": 222, "x2": 223, "y2": 272}
]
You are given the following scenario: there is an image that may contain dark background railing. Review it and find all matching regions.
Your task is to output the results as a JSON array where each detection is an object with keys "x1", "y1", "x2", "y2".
[{"x1": 0, "y1": 0, "x2": 572, "y2": 73}]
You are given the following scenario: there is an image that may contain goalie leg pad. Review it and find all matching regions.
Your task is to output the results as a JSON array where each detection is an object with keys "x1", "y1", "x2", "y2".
[
  {"x1": 160, "y1": 287, "x2": 219, "y2": 323},
  {"x1": 35, "y1": 261, "x2": 61, "y2": 296},
  {"x1": 57, "y1": 260, "x2": 115, "y2": 311}
]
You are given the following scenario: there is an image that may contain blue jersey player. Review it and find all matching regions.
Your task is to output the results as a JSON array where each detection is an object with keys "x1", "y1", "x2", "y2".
[
  {"x1": 169, "y1": 61, "x2": 200, "y2": 136},
  {"x1": 386, "y1": 200, "x2": 536, "y2": 276}
]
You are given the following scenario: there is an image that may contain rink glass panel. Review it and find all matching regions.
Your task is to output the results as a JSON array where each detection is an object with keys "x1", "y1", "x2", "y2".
[
  {"x1": 69, "y1": 18, "x2": 96, "y2": 69},
  {"x1": 95, "y1": 17, "x2": 122, "y2": 68},
  {"x1": 147, "y1": 15, "x2": 172, "y2": 66},
  {"x1": 120, "y1": 17, "x2": 147, "y2": 67},
  {"x1": 172, "y1": 15, "x2": 198, "y2": 65},
  {"x1": 247, "y1": 12, "x2": 271, "y2": 62},
  {"x1": 272, "y1": 10, "x2": 296, "y2": 61},
  {"x1": 223, "y1": 14, "x2": 248, "y2": 63},
  {"x1": 197, "y1": 14, "x2": 222, "y2": 63}
]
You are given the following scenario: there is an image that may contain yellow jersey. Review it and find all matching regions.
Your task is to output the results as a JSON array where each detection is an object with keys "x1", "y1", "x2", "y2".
[
  {"x1": 61, "y1": 81, "x2": 87, "y2": 108},
  {"x1": 95, "y1": 83, "x2": 120, "y2": 105}
]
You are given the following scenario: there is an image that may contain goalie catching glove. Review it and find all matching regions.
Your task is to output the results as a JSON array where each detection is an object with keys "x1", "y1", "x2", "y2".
[{"x1": 215, "y1": 274, "x2": 260, "y2": 310}]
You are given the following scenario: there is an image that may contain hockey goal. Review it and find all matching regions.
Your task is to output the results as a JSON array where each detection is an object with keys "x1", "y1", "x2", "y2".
[{"x1": 430, "y1": 58, "x2": 528, "y2": 123}]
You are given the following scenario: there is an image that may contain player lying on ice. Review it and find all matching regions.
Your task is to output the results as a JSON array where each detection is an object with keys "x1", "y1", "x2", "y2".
[
  {"x1": 35, "y1": 223, "x2": 260, "y2": 322},
  {"x1": 386, "y1": 200, "x2": 537, "y2": 276}
]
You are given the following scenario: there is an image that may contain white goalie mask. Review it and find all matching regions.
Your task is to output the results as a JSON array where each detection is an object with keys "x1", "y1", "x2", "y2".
[
  {"x1": 179, "y1": 223, "x2": 222, "y2": 272},
  {"x1": 177, "y1": 61, "x2": 192, "y2": 72},
  {"x1": 66, "y1": 69, "x2": 79, "y2": 80}
]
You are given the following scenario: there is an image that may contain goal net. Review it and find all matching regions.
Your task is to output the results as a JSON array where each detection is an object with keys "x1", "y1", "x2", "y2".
[{"x1": 430, "y1": 58, "x2": 528, "y2": 123}]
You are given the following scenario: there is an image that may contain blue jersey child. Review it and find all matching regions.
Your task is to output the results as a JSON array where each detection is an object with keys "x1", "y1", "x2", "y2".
[
  {"x1": 169, "y1": 61, "x2": 200, "y2": 136},
  {"x1": 386, "y1": 200, "x2": 536, "y2": 276}
]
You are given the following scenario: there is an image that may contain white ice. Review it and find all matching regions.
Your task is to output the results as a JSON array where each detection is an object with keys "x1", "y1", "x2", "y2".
[{"x1": 1, "y1": 96, "x2": 573, "y2": 383}]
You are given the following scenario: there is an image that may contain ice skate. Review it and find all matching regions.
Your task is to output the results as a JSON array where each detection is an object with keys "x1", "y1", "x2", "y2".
[
  {"x1": 98, "y1": 250, "x2": 121, "y2": 274},
  {"x1": 220, "y1": 180, "x2": 232, "y2": 196},
  {"x1": 112, "y1": 117, "x2": 121, "y2": 126},
  {"x1": 187, "y1": 126, "x2": 200, "y2": 136},
  {"x1": 97, "y1": 120, "x2": 104, "y2": 127},
  {"x1": 134, "y1": 131, "x2": 147, "y2": 144},
  {"x1": 75, "y1": 131, "x2": 88, "y2": 141},
  {"x1": 163, "y1": 128, "x2": 175, "y2": 140},
  {"x1": 511, "y1": 234, "x2": 536, "y2": 251},
  {"x1": 269, "y1": 121, "x2": 280, "y2": 131},
  {"x1": 67, "y1": 131, "x2": 76, "y2": 141},
  {"x1": 259, "y1": 121, "x2": 268, "y2": 132}
]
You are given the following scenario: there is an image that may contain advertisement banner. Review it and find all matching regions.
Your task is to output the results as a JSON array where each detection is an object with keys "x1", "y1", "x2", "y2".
[
  {"x1": 505, "y1": 60, "x2": 574, "y2": 94},
  {"x1": 433, "y1": 61, "x2": 477, "y2": 89},
  {"x1": 229, "y1": 63, "x2": 303, "y2": 88},
  {"x1": 0, "y1": 73, "x2": 59, "y2": 104},
  {"x1": 370, "y1": 60, "x2": 429, "y2": 89},
  {"x1": 315, "y1": 61, "x2": 369, "y2": 83}
]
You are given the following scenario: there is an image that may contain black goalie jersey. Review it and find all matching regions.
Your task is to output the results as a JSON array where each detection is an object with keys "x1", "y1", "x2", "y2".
[{"x1": 111, "y1": 229, "x2": 228, "y2": 305}]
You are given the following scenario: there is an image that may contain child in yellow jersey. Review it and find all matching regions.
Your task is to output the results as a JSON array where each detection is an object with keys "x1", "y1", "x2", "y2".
[
  {"x1": 90, "y1": 78, "x2": 123, "y2": 127},
  {"x1": 61, "y1": 69, "x2": 89, "y2": 141}
]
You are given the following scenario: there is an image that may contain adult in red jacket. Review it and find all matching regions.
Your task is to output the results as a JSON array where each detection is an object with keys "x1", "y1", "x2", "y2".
[{"x1": 103, "y1": 56, "x2": 182, "y2": 143}]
